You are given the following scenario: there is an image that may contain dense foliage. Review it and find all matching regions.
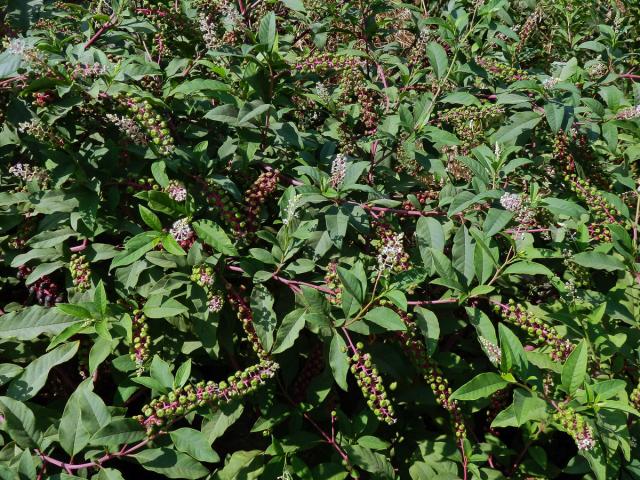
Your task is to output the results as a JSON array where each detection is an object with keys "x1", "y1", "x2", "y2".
[{"x1": 1, "y1": 0, "x2": 640, "y2": 478}]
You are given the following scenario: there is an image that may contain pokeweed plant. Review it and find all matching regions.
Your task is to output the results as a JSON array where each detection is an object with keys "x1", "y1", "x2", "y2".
[{"x1": 0, "y1": 0, "x2": 640, "y2": 479}]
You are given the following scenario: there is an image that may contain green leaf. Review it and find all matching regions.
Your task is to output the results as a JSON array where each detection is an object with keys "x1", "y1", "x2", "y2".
[
  {"x1": 111, "y1": 232, "x2": 161, "y2": 270},
  {"x1": 0, "y1": 306, "x2": 82, "y2": 341},
  {"x1": 330, "y1": 333, "x2": 349, "y2": 391},
  {"x1": 94, "y1": 280, "x2": 107, "y2": 315},
  {"x1": 133, "y1": 448, "x2": 209, "y2": 479},
  {"x1": 202, "y1": 403, "x2": 244, "y2": 443},
  {"x1": 144, "y1": 298, "x2": 188, "y2": 318},
  {"x1": 363, "y1": 307, "x2": 407, "y2": 331},
  {"x1": 215, "y1": 450, "x2": 264, "y2": 480},
  {"x1": 174, "y1": 359, "x2": 191, "y2": 388},
  {"x1": 415, "y1": 308, "x2": 440, "y2": 355},
  {"x1": 561, "y1": 340, "x2": 588, "y2": 395},
  {"x1": 416, "y1": 217, "x2": 445, "y2": 271},
  {"x1": 272, "y1": 309, "x2": 305, "y2": 353},
  {"x1": 499, "y1": 324, "x2": 528, "y2": 374},
  {"x1": 572, "y1": 252, "x2": 626, "y2": 272},
  {"x1": 0, "y1": 364, "x2": 23, "y2": 387},
  {"x1": 192, "y1": 220, "x2": 238, "y2": 256},
  {"x1": 484, "y1": 208, "x2": 514, "y2": 237},
  {"x1": 148, "y1": 356, "x2": 174, "y2": 390},
  {"x1": 91, "y1": 418, "x2": 146, "y2": 446},
  {"x1": 450, "y1": 372, "x2": 508, "y2": 401},
  {"x1": 337, "y1": 267, "x2": 364, "y2": 305},
  {"x1": 502, "y1": 261, "x2": 554, "y2": 277},
  {"x1": 7, "y1": 342, "x2": 79, "y2": 401},
  {"x1": 492, "y1": 111, "x2": 542, "y2": 146},
  {"x1": 59, "y1": 379, "x2": 111, "y2": 456},
  {"x1": 425, "y1": 42, "x2": 448, "y2": 79},
  {"x1": 543, "y1": 198, "x2": 588, "y2": 218},
  {"x1": 56, "y1": 304, "x2": 92, "y2": 319},
  {"x1": 258, "y1": 12, "x2": 277, "y2": 51},
  {"x1": 161, "y1": 234, "x2": 187, "y2": 256},
  {"x1": 452, "y1": 226, "x2": 475, "y2": 284},
  {"x1": 170, "y1": 428, "x2": 220, "y2": 463},
  {"x1": 250, "y1": 284, "x2": 276, "y2": 352},
  {"x1": 139, "y1": 205, "x2": 162, "y2": 231},
  {"x1": 0, "y1": 396, "x2": 41, "y2": 449}
]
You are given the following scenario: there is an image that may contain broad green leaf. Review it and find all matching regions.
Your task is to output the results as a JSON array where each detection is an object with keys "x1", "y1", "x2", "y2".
[
  {"x1": 7, "y1": 342, "x2": 79, "y2": 401},
  {"x1": 364, "y1": 307, "x2": 407, "y2": 331},
  {"x1": 139, "y1": 205, "x2": 162, "y2": 231},
  {"x1": 202, "y1": 403, "x2": 244, "y2": 443},
  {"x1": 91, "y1": 418, "x2": 146, "y2": 446},
  {"x1": 272, "y1": 309, "x2": 305, "y2": 353},
  {"x1": 561, "y1": 340, "x2": 588, "y2": 395},
  {"x1": 415, "y1": 307, "x2": 440, "y2": 355},
  {"x1": 450, "y1": 372, "x2": 508, "y2": 401},
  {"x1": 0, "y1": 307, "x2": 82, "y2": 340},
  {"x1": 425, "y1": 42, "x2": 448, "y2": 79},
  {"x1": 330, "y1": 333, "x2": 349, "y2": 391},
  {"x1": 133, "y1": 448, "x2": 209, "y2": 479},
  {"x1": 0, "y1": 396, "x2": 41, "y2": 449},
  {"x1": 192, "y1": 220, "x2": 238, "y2": 256},
  {"x1": 170, "y1": 428, "x2": 220, "y2": 463},
  {"x1": 572, "y1": 252, "x2": 626, "y2": 272},
  {"x1": 250, "y1": 284, "x2": 276, "y2": 352}
]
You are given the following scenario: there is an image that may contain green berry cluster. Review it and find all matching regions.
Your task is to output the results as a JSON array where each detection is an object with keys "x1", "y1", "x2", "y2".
[
  {"x1": 137, "y1": 359, "x2": 279, "y2": 433},
  {"x1": 631, "y1": 383, "x2": 640, "y2": 411},
  {"x1": 205, "y1": 181, "x2": 245, "y2": 237},
  {"x1": 131, "y1": 308, "x2": 150, "y2": 376},
  {"x1": 566, "y1": 174, "x2": 621, "y2": 241},
  {"x1": 394, "y1": 306, "x2": 466, "y2": 439},
  {"x1": 494, "y1": 300, "x2": 574, "y2": 362},
  {"x1": 437, "y1": 104, "x2": 505, "y2": 142},
  {"x1": 69, "y1": 253, "x2": 90, "y2": 292},
  {"x1": 344, "y1": 340, "x2": 396, "y2": 425},
  {"x1": 324, "y1": 260, "x2": 342, "y2": 305},
  {"x1": 476, "y1": 57, "x2": 529, "y2": 83},
  {"x1": 553, "y1": 407, "x2": 595, "y2": 451},
  {"x1": 121, "y1": 95, "x2": 174, "y2": 156},
  {"x1": 190, "y1": 265, "x2": 224, "y2": 312}
]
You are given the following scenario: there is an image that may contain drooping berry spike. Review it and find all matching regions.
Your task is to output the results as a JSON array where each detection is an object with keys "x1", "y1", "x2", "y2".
[
  {"x1": 395, "y1": 308, "x2": 466, "y2": 439},
  {"x1": 553, "y1": 407, "x2": 595, "y2": 451},
  {"x1": 137, "y1": 359, "x2": 279, "y2": 434},
  {"x1": 324, "y1": 260, "x2": 342, "y2": 306},
  {"x1": 494, "y1": 300, "x2": 574, "y2": 362},
  {"x1": 225, "y1": 285, "x2": 268, "y2": 359},
  {"x1": 203, "y1": 181, "x2": 245, "y2": 238},
  {"x1": 131, "y1": 308, "x2": 150, "y2": 376},
  {"x1": 17, "y1": 265, "x2": 64, "y2": 307},
  {"x1": 119, "y1": 95, "x2": 174, "y2": 156},
  {"x1": 343, "y1": 336, "x2": 396, "y2": 425},
  {"x1": 631, "y1": 382, "x2": 640, "y2": 411}
]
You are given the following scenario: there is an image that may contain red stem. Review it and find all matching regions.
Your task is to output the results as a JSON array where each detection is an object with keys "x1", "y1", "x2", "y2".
[
  {"x1": 620, "y1": 72, "x2": 640, "y2": 80},
  {"x1": 70, "y1": 239, "x2": 88, "y2": 253},
  {"x1": 84, "y1": 14, "x2": 117, "y2": 50}
]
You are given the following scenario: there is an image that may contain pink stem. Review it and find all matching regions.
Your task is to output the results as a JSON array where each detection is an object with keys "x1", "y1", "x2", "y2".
[
  {"x1": 407, "y1": 298, "x2": 458, "y2": 305},
  {"x1": 357, "y1": 204, "x2": 444, "y2": 217},
  {"x1": 620, "y1": 72, "x2": 640, "y2": 80},
  {"x1": 226, "y1": 265, "x2": 334, "y2": 294},
  {"x1": 70, "y1": 239, "x2": 88, "y2": 253},
  {"x1": 84, "y1": 14, "x2": 117, "y2": 50}
]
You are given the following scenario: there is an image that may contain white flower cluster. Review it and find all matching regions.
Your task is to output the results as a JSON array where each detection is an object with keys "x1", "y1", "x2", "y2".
[
  {"x1": 282, "y1": 194, "x2": 302, "y2": 226},
  {"x1": 616, "y1": 105, "x2": 640, "y2": 120},
  {"x1": 198, "y1": 14, "x2": 220, "y2": 50},
  {"x1": 8, "y1": 162, "x2": 49, "y2": 184},
  {"x1": 170, "y1": 218, "x2": 194, "y2": 242},
  {"x1": 542, "y1": 77, "x2": 559, "y2": 90},
  {"x1": 377, "y1": 232, "x2": 405, "y2": 273},
  {"x1": 500, "y1": 192, "x2": 522, "y2": 212},
  {"x1": 330, "y1": 153, "x2": 347, "y2": 189},
  {"x1": 315, "y1": 82, "x2": 331, "y2": 103},
  {"x1": 106, "y1": 114, "x2": 148, "y2": 146},
  {"x1": 166, "y1": 180, "x2": 187, "y2": 202},
  {"x1": 207, "y1": 295, "x2": 224, "y2": 313},
  {"x1": 479, "y1": 337, "x2": 502, "y2": 365}
]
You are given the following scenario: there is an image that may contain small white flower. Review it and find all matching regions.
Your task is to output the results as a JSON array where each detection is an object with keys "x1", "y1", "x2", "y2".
[
  {"x1": 7, "y1": 38, "x2": 28, "y2": 55},
  {"x1": 207, "y1": 295, "x2": 224, "y2": 313},
  {"x1": 315, "y1": 82, "x2": 330, "y2": 102},
  {"x1": 616, "y1": 105, "x2": 640, "y2": 120},
  {"x1": 377, "y1": 232, "x2": 405, "y2": 273},
  {"x1": 106, "y1": 114, "x2": 148, "y2": 145},
  {"x1": 170, "y1": 218, "x2": 194, "y2": 242},
  {"x1": 479, "y1": 337, "x2": 502, "y2": 365},
  {"x1": 330, "y1": 153, "x2": 347, "y2": 189},
  {"x1": 166, "y1": 180, "x2": 187, "y2": 202},
  {"x1": 543, "y1": 77, "x2": 559, "y2": 89},
  {"x1": 500, "y1": 192, "x2": 522, "y2": 212},
  {"x1": 282, "y1": 193, "x2": 302, "y2": 226}
]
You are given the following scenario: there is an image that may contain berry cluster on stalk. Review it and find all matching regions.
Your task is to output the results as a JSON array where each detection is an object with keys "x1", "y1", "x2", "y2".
[
  {"x1": 553, "y1": 407, "x2": 596, "y2": 451},
  {"x1": 324, "y1": 260, "x2": 342, "y2": 305},
  {"x1": 204, "y1": 181, "x2": 244, "y2": 237},
  {"x1": 119, "y1": 95, "x2": 174, "y2": 156},
  {"x1": 226, "y1": 285, "x2": 268, "y2": 359},
  {"x1": 17, "y1": 265, "x2": 63, "y2": 307},
  {"x1": 291, "y1": 343, "x2": 325, "y2": 403},
  {"x1": 566, "y1": 174, "x2": 621, "y2": 242},
  {"x1": 476, "y1": 58, "x2": 529, "y2": 83},
  {"x1": 137, "y1": 359, "x2": 279, "y2": 434},
  {"x1": 437, "y1": 104, "x2": 505, "y2": 143},
  {"x1": 344, "y1": 339, "x2": 396, "y2": 425},
  {"x1": 394, "y1": 306, "x2": 466, "y2": 439},
  {"x1": 131, "y1": 308, "x2": 150, "y2": 376},
  {"x1": 69, "y1": 254, "x2": 91, "y2": 292},
  {"x1": 190, "y1": 265, "x2": 224, "y2": 312},
  {"x1": 494, "y1": 300, "x2": 574, "y2": 362},
  {"x1": 244, "y1": 170, "x2": 280, "y2": 237}
]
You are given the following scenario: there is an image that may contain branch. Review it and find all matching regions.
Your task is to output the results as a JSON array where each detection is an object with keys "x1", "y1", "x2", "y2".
[{"x1": 84, "y1": 14, "x2": 117, "y2": 50}]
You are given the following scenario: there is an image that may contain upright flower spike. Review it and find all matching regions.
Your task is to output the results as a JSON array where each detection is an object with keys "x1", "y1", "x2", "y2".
[
  {"x1": 494, "y1": 300, "x2": 574, "y2": 362},
  {"x1": 165, "y1": 180, "x2": 187, "y2": 201},
  {"x1": 553, "y1": 407, "x2": 596, "y2": 451},
  {"x1": 137, "y1": 359, "x2": 279, "y2": 434},
  {"x1": 394, "y1": 307, "x2": 466, "y2": 439},
  {"x1": 330, "y1": 154, "x2": 347, "y2": 189},
  {"x1": 344, "y1": 340, "x2": 396, "y2": 425},
  {"x1": 169, "y1": 218, "x2": 195, "y2": 249},
  {"x1": 372, "y1": 222, "x2": 409, "y2": 274}
]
